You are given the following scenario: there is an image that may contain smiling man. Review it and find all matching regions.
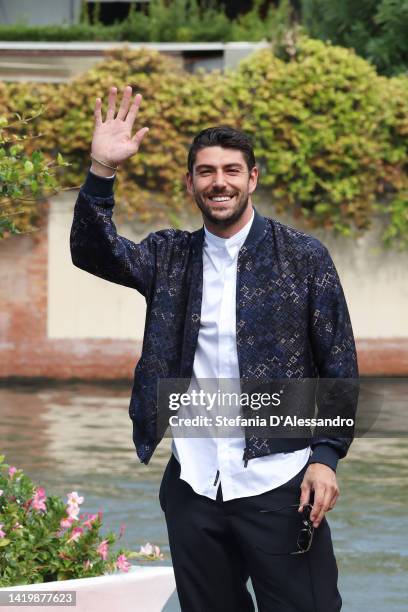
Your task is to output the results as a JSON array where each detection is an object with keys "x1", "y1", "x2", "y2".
[
  {"x1": 70, "y1": 86, "x2": 359, "y2": 611},
  {"x1": 187, "y1": 145, "x2": 257, "y2": 234}
]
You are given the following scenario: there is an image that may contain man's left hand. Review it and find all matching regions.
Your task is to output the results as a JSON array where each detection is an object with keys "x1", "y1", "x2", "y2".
[{"x1": 298, "y1": 463, "x2": 339, "y2": 528}]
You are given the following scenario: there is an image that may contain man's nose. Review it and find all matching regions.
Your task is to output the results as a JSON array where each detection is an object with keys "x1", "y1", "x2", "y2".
[{"x1": 212, "y1": 170, "x2": 227, "y2": 188}]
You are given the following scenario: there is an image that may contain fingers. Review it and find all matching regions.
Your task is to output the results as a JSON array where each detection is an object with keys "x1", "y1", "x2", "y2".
[
  {"x1": 310, "y1": 487, "x2": 326, "y2": 527},
  {"x1": 117, "y1": 85, "x2": 133, "y2": 121},
  {"x1": 298, "y1": 477, "x2": 311, "y2": 512},
  {"x1": 106, "y1": 86, "x2": 117, "y2": 121},
  {"x1": 299, "y1": 464, "x2": 340, "y2": 528},
  {"x1": 310, "y1": 485, "x2": 339, "y2": 527},
  {"x1": 94, "y1": 97, "x2": 102, "y2": 127},
  {"x1": 98, "y1": 86, "x2": 144, "y2": 126},
  {"x1": 126, "y1": 92, "x2": 143, "y2": 127},
  {"x1": 328, "y1": 489, "x2": 339, "y2": 511}
]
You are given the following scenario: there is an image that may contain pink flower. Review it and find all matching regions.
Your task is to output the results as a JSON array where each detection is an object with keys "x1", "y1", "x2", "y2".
[
  {"x1": 67, "y1": 527, "x2": 83, "y2": 543},
  {"x1": 139, "y1": 542, "x2": 164, "y2": 560},
  {"x1": 66, "y1": 504, "x2": 79, "y2": 520},
  {"x1": 97, "y1": 539, "x2": 109, "y2": 560},
  {"x1": 115, "y1": 554, "x2": 131, "y2": 572},
  {"x1": 139, "y1": 542, "x2": 153, "y2": 556},
  {"x1": 65, "y1": 492, "x2": 83, "y2": 522},
  {"x1": 83, "y1": 559, "x2": 93, "y2": 570},
  {"x1": 12, "y1": 522, "x2": 22, "y2": 531},
  {"x1": 67, "y1": 492, "x2": 84, "y2": 505},
  {"x1": 32, "y1": 487, "x2": 47, "y2": 512},
  {"x1": 60, "y1": 517, "x2": 75, "y2": 530},
  {"x1": 8, "y1": 466, "x2": 17, "y2": 478},
  {"x1": 0, "y1": 524, "x2": 6, "y2": 538},
  {"x1": 83, "y1": 513, "x2": 98, "y2": 529}
]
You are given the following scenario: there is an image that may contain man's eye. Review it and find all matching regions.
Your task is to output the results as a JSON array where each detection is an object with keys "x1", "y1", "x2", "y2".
[{"x1": 197, "y1": 169, "x2": 241, "y2": 177}]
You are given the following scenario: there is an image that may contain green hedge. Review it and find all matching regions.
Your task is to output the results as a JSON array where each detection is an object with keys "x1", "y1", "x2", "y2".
[
  {"x1": 2, "y1": 0, "x2": 406, "y2": 77},
  {"x1": 0, "y1": 0, "x2": 290, "y2": 43},
  {"x1": 1, "y1": 36, "x2": 407, "y2": 248},
  {"x1": 301, "y1": 0, "x2": 408, "y2": 76}
]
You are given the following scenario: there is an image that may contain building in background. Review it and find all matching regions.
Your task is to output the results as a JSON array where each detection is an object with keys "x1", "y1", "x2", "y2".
[
  {"x1": 0, "y1": 0, "x2": 271, "y2": 82},
  {"x1": 0, "y1": 0, "x2": 273, "y2": 28},
  {"x1": 0, "y1": 0, "x2": 81, "y2": 26}
]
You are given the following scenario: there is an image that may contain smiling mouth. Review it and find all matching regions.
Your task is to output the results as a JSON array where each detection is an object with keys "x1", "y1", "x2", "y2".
[{"x1": 206, "y1": 194, "x2": 236, "y2": 203}]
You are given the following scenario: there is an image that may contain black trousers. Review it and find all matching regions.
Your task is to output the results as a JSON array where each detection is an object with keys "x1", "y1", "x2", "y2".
[{"x1": 160, "y1": 454, "x2": 342, "y2": 612}]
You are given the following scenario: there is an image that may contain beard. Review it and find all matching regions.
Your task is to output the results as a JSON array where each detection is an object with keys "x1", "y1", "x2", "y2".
[{"x1": 193, "y1": 188, "x2": 250, "y2": 227}]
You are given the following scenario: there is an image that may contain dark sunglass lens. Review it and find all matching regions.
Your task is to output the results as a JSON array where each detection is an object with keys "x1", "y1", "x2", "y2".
[
  {"x1": 303, "y1": 505, "x2": 312, "y2": 520},
  {"x1": 297, "y1": 528, "x2": 311, "y2": 550}
]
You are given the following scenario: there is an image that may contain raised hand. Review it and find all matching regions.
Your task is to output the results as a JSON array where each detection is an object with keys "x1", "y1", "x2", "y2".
[{"x1": 91, "y1": 85, "x2": 149, "y2": 173}]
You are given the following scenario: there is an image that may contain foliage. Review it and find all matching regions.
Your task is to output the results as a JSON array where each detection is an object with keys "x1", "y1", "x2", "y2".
[
  {"x1": 2, "y1": 0, "x2": 406, "y2": 77},
  {"x1": 0, "y1": 105, "x2": 69, "y2": 239},
  {"x1": 0, "y1": 48, "x2": 235, "y2": 226},
  {"x1": 0, "y1": 455, "x2": 164, "y2": 587},
  {"x1": 301, "y1": 0, "x2": 408, "y2": 76},
  {"x1": 0, "y1": 0, "x2": 290, "y2": 43},
  {"x1": 1, "y1": 38, "x2": 407, "y2": 248},
  {"x1": 229, "y1": 37, "x2": 408, "y2": 246},
  {"x1": 230, "y1": 0, "x2": 293, "y2": 43}
]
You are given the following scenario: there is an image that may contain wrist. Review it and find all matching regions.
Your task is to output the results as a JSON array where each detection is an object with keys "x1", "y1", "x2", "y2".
[
  {"x1": 90, "y1": 160, "x2": 117, "y2": 178},
  {"x1": 308, "y1": 444, "x2": 340, "y2": 473}
]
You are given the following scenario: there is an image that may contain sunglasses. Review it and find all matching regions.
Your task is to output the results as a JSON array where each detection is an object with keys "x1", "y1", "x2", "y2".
[{"x1": 259, "y1": 503, "x2": 314, "y2": 555}]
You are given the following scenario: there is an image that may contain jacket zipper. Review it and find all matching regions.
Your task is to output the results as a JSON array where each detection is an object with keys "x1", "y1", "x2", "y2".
[{"x1": 237, "y1": 252, "x2": 249, "y2": 469}]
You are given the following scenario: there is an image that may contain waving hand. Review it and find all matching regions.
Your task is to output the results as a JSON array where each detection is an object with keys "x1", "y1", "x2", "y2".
[{"x1": 91, "y1": 85, "x2": 149, "y2": 173}]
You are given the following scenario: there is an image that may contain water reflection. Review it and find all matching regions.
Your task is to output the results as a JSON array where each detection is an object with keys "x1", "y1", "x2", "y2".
[
  {"x1": 0, "y1": 382, "x2": 407, "y2": 611},
  {"x1": 1, "y1": 382, "x2": 171, "y2": 477}
]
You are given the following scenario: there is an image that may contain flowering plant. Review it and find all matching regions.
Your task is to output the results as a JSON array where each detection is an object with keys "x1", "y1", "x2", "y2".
[{"x1": 0, "y1": 455, "x2": 164, "y2": 587}]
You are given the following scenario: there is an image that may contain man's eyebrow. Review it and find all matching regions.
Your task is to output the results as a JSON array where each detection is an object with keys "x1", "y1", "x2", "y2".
[{"x1": 195, "y1": 163, "x2": 245, "y2": 170}]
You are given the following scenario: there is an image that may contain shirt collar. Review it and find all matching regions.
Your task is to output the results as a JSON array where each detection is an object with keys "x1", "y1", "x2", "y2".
[{"x1": 204, "y1": 209, "x2": 255, "y2": 260}]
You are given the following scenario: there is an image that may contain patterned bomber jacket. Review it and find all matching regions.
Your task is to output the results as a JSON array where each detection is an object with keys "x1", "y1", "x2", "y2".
[{"x1": 70, "y1": 170, "x2": 359, "y2": 473}]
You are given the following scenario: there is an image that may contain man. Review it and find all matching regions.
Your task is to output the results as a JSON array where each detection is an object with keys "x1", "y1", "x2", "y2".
[{"x1": 70, "y1": 86, "x2": 358, "y2": 611}]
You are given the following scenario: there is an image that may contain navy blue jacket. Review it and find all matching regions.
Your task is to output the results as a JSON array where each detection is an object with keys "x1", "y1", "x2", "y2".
[{"x1": 70, "y1": 170, "x2": 359, "y2": 472}]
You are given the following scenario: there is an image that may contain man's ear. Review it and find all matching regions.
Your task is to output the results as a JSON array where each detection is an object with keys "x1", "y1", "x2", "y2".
[
  {"x1": 186, "y1": 171, "x2": 193, "y2": 196},
  {"x1": 248, "y1": 166, "x2": 259, "y2": 195}
]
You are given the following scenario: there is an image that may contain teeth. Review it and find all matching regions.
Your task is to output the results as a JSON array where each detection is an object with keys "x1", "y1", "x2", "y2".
[{"x1": 209, "y1": 196, "x2": 233, "y2": 202}]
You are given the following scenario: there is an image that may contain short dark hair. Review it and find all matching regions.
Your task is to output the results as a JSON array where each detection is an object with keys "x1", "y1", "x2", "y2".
[{"x1": 187, "y1": 126, "x2": 256, "y2": 174}]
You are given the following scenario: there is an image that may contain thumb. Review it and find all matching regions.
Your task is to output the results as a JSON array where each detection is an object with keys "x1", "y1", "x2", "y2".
[
  {"x1": 298, "y1": 479, "x2": 311, "y2": 512},
  {"x1": 131, "y1": 126, "x2": 149, "y2": 151}
]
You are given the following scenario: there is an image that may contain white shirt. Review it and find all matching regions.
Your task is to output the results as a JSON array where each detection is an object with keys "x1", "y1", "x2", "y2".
[{"x1": 172, "y1": 209, "x2": 311, "y2": 501}]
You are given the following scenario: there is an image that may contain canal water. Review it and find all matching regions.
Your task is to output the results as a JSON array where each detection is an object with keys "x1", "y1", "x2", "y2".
[{"x1": 0, "y1": 382, "x2": 407, "y2": 611}]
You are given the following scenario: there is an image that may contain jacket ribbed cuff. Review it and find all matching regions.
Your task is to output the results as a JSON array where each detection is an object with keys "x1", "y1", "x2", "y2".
[
  {"x1": 82, "y1": 168, "x2": 116, "y2": 197},
  {"x1": 307, "y1": 444, "x2": 340, "y2": 472}
]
